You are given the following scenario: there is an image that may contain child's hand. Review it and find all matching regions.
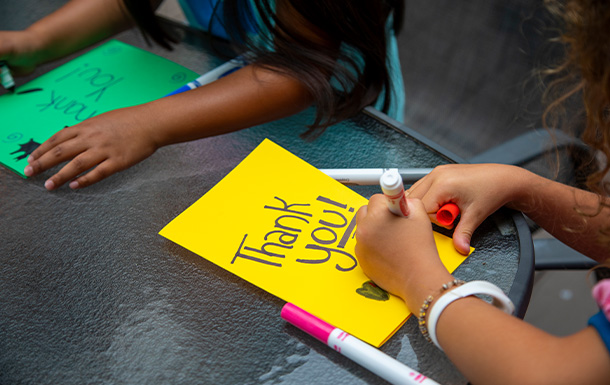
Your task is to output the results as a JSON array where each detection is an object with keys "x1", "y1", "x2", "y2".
[
  {"x1": 407, "y1": 164, "x2": 527, "y2": 255},
  {"x1": 355, "y1": 195, "x2": 446, "y2": 302},
  {"x1": 0, "y1": 30, "x2": 45, "y2": 76},
  {"x1": 24, "y1": 105, "x2": 160, "y2": 190}
]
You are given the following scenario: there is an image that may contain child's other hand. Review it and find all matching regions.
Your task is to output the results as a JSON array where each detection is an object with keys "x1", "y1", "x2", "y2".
[
  {"x1": 355, "y1": 195, "x2": 442, "y2": 301},
  {"x1": 24, "y1": 106, "x2": 160, "y2": 190},
  {"x1": 407, "y1": 164, "x2": 526, "y2": 255},
  {"x1": 0, "y1": 30, "x2": 45, "y2": 76}
]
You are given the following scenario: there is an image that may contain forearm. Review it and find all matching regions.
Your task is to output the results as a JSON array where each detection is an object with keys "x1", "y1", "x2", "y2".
[
  {"x1": 25, "y1": 0, "x2": 132, "y2": 64},
  {"x1": 389, "y1": 239, "x2": 610, "y2": 384},
  {"x1": 434, "y1": 297, "x2": 610, "y2": 385},
  {"x1": 139, "y1": 65, "x2": 314, "y2": 146},
  {"x1": 24, "y1": 62, "x2": 315, "y2": 191},
  {"x1": 507, "y1": 169, "x2": 610, "y2": 261},
  {"x1": 356, "y1": 195, "x2": 610, "y2": 384}
]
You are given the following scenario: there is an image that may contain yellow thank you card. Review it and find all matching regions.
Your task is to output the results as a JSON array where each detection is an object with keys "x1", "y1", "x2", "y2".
[{"x1": 159, "y1": 139, "x2": 470, "y2": 347}]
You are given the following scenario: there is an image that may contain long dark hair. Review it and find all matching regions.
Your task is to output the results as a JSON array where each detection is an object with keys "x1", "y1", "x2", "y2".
[{"x1": 122, "y1": 0, "x2": 404, "y2": 138}]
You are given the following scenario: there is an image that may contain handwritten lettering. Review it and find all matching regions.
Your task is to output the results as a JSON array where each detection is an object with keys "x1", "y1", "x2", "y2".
[
  {"x1": 264, "y1": 230, "x2": 299, "y2": 244},
  {"x1": 36, "y1": 90, "x2": 98, "y2": 122},
  {"x1": 298, "y1": 244, "x2": 358, "y2": 271},
  {"x1": 231, "y1": 195, "x2": 358, "y2": 271},
  {"x1": 310, "y1": 227, "x2": 337, "y2": 245},
  {"x1": 55, "y1": 62, "x2": 124, "y2": 102},
  {"x1": 232, "y1": 197, "x2": 312, "y2": 268},
  {"x1": 231, "y1": 234, "x2": 283, "y2": 267},
  {"x1": 318, "y1": 210, "x2": 348, "y2": 228},
  {"x1": 85, "y1": 76, "x2": 124, "y2": 102},
  {"x1": 263, "y1": 197, "x2": 313, "y2": 218}
]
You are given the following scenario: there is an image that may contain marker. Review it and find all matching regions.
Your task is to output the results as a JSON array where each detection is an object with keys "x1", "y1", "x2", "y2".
[
  {"x1": 165, "y1": 56, "x2": 246, "y2": 96},
  {"x1": 436, "y1": 203, "x2": 459, "y2": 226},
  {"x1": 380, "y1": 169, "x2": 409, "y2": 217},
  {"x1": 322, "y1": 167, "x2": 460, "y2": 225},
  {"x1": 320, "y1": 168, "x2": 434, "y2": 185},
  {"x1": 281, "y1": 303, "x2": 440, "y2": 385},
  {"x1": 0, "y1": 61, "x2": 15, "y2": 93},
  {"x1": 378, "y1": 169, "x2": 460, "y2": 225}
]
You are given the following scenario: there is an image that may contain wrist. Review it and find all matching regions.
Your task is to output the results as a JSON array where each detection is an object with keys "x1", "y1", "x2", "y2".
[
  {"x1": 502, "y1": 166, "x2": 540, "y2": 212},
  {"x1": 400, "y1": 265, "x2": 454, "y2": 313},
  {"x1": 426, "y1": 281, "x2": 515, "y2": 350},
  {"x1": 124, "y1": 103, "x2": 171, "y2": 152},
  {"x1": 417, "y1": 278, "x2": 466, "y2": 344}
]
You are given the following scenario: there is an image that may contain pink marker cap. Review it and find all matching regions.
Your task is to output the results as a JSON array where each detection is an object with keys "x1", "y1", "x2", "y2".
[
  {"x1": 436, "y1": 203, "x2": 460, "y2": 226},
  {"x1": 281, "y1": 303, "x2": 335, "y2": 344}
]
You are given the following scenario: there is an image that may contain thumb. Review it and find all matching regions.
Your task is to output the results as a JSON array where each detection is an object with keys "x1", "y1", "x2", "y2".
[
  {"x1": 452, "y1": 214, "x2": 481, "y2": 255},
  {"x1": 405, "y1": 198, "x2": 430, "y2": 220}
]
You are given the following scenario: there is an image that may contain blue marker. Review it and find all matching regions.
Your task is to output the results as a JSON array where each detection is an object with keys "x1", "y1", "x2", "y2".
[
  {"x1": 0, "y1": 61, "x2": 15, "y2": 93},
  {"x1": 165, "y1": 56, "x2": 247, "y2": 97}
]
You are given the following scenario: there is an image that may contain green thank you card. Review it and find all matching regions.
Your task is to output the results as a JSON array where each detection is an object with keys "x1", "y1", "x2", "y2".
[{"x1": 0, "y1": 40, "x2": 198, "y2": 176}]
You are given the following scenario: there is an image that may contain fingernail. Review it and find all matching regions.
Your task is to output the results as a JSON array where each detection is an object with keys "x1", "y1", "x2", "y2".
[
  {"x1": 460, "y1": 240, "x2": 471, "y2": 255},
  {"x1": 24, "y1": 166, "x2": 33, "y2": 176},
  {"x1": 44, "y1": 180, "x2": 55, "y2": 190},
  {"x1": 27, "y1": 155, "x2": 34, "y2": 163},
  {"x1": 69, "y1": 181, "x2": 79, "y2": 189}
]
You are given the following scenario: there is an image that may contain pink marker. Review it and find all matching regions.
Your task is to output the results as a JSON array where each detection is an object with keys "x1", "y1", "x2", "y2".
[
  {"x1": 281, "y1": 303, "x2": 440, "y2": 385},
  {"x1": 380, "y1": 169, "x2": 410, "y2": 217}
]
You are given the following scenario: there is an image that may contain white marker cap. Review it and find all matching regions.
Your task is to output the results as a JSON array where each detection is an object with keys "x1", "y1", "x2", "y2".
[{"x1": 380, "y1": 169, "x2": 403, "y2": 195}]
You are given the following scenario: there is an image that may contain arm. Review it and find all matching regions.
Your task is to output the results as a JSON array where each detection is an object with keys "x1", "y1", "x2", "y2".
[
  {"x1": 407, "y1": 164, "x2": 610, "y2": 261},
  {"x1": 0, "y1": 0, "x2": 134, "y2": 74},
  {"x1": 507, "y1": 171, "x2": 609, "y2": 262},
  {"x1": 25, "y1": 62, "x2": 314, "y2": 189},
  {"x1": 24, "y1": 0, "x2": 329, "y2": 190},
  {"x1": 355, "y1": 195, "x2": 610, "y2": 385}
]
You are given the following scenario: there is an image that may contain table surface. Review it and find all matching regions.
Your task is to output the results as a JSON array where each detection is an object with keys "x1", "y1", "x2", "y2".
[{"x1": 0, "y1": 2, "x2": 534, "y2": 384}]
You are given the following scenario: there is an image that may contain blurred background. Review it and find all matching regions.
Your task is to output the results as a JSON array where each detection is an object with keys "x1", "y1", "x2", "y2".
[
  {"x1": 157, "y1": 0, "x2": 600, "y2": 335},
  {"x1": 394, "y1": 0, "x2": 599, "y2": 335}
]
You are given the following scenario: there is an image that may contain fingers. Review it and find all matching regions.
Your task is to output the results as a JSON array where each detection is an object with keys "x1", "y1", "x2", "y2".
[
  {"x1": 23, "y1": 127, "x2": 111, "y2": 190},
  {"x1": 407, "y1": 168, "x2": 461, "y2": 229},
  {"x1": 367, "y1": 193, "x2": 388, "y2": 210},
  {"x1": 356, "y1": 194, "x2": 396, "y2": 241},
  {"x1": 45, "y1": 152, "x2": 109, "y2": 190},
  {"x1": 30, "y1": 154, "x2": 117, "y2": 190},
  {"x1": 404, "y1": 198, "x2": 432, "y2": 221},
  {"x1": 410, "y1": 178, "x2": 455, "y2": 225},
  {"x1": 405, "y1": 173, "x2": 432, "y2": 200},
  {"x1": 66, "y1": 160, "x2": 116, "y2": 189},
  {"x1": 451, "y1": 211, "x2": 483, "y2": 255},
  {"x1": 359, "y1": 194, "x2": 387, "y2": 215},
  {"x1": 21, "y1": 110, "x2": 157, "y2": 190},
  {"x1": 0, "y1": 31, "x2": 41, "y2": 75},
  {"x1": 25, "y1": 127, "x2": 78, "y2": 172},
  {"x1": 407, "y1": 172, "x2": 450, "y2": 213},
  {"x1": 356, "y1": 203, "x2": 368, "y2": 223}
]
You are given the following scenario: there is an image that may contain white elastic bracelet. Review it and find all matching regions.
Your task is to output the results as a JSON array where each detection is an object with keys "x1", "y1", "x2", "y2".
[{"x1": 427, "y1": 280, "x2": 515, "y2": 350}]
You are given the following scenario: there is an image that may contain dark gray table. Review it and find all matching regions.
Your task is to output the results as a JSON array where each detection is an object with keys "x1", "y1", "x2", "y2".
[{"x1": 1, "y1": 2, "x2": 533, "y2": 384}]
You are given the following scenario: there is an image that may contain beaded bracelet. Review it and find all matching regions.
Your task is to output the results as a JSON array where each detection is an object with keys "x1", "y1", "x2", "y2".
[{"x1": 418, "y1": 279, "x2": 465, "y2": 343}]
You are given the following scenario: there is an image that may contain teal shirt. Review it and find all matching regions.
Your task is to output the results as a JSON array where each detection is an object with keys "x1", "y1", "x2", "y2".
[
  {"x1": 177, "y1": 0, "x2": 405, "y2": 122},
  {"x1": 376, "y1": 13, "x2": 405, "y2": 123}
]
